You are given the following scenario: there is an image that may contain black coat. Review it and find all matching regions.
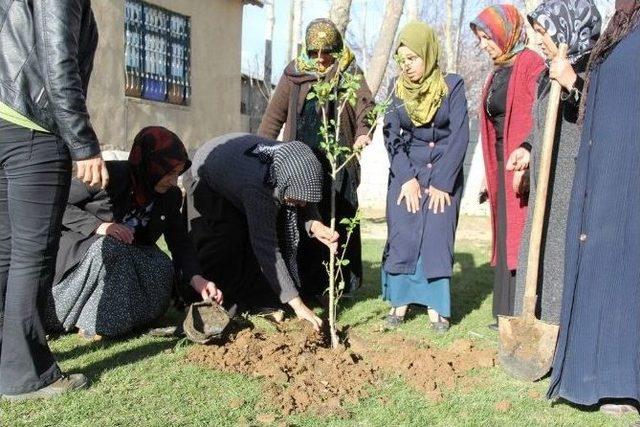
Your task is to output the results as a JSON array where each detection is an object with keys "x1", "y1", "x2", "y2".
[
  {"x1": 0, "y1": 0, "x2": 100, "y2": 160},
  {"x1": 54, "y1": 161, "x2": 201, "y2": 284}
]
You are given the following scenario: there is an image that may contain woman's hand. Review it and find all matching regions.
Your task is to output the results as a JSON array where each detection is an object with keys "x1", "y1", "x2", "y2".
[
  {"x1": 353, "y1": 135, "x2": 371, "y2": 150},
  {"x1": 549, "y1": 56, "x2": 577, "y2": 91},
  {"x1": 512, "y1": 170, "x2": 530, "y2": 196},
  {"x1": 397, "y1": 178, "x2": 422, "y2": 214},
  {"x1": 288, "y1": 297, "x2": 323, "y2": 332},
  {"x1": 190, "y1": 275, "x2": 224, "y2": 304},
  {"x1": 506, "y1": 147, "x2": 530, "y2": 171},
  {"x1": 95, "y1": 222, "x2": 134, "y2": 244},
  {"x1": 426, "y1": 186, "x2": 451, "y2": 214},
  {"x1": 76, "y1": 155, "x2": 109, "y2": 189},
  {"x1": 310, "y1": 221, "x2": 340, "y2": 253},
  {"x1": 425, "y1": 185, "x2": 451, "y2": 214}
]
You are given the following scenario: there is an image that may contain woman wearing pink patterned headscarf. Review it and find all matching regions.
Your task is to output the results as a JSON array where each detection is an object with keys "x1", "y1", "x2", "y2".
[{"x1": 470, "y1": 5, "x2": 546, "y2": 330}]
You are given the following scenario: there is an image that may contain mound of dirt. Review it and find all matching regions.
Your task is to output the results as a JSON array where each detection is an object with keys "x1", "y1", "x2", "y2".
[{"x1": 186, "y1": 320, "x2": 496, "y2": 417}]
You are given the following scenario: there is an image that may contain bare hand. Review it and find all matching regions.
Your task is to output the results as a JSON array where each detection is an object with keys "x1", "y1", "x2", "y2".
[
  {"x1": 95, "y1": 222, "x2": 134, "y2": 244},
  {"x1": 512, "y1": 170, "x2": 530, "y2": 196},
  {"x1": 426, "y1": 185, "x2": 451, "y2": 214},
  {"x1": 310, "y1": 221, "x2": 339, "y2": 253},
  {"x1": 549, "y1": 56, "x2": 577, "y2": 91},
  {"x1": 289, "y1": 297, "x2": 322, "y2": 332},
  {"x1": 397, "y1": 178, "x2": 421, "y2": 214},
  {"x1": 506, "y1": 147, "x2": 530, "y2": 172},
  {"x1": 190, "y1": 275, "x2": 224, "y2": 304},
  {"x1": 353, "y1": 135, "x2": 371, "y2": 151},
  {"x1": 76, "y1": 155, "x2": 109, "y2": 189}
]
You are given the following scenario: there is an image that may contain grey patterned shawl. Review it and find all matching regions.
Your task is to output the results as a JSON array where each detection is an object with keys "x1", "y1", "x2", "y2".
[
  {"x1": 254, "y1": 141, "x2": 323, "y2": 287},
  {"x1": 528, "y1": 0, "x2": 602, "y2": 64}
]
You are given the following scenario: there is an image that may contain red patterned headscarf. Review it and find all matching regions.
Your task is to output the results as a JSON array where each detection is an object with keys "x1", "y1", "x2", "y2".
[
  {"x1": 471, "y1": 4, "x2": 527, "y2": 65},
  {"x1": 128, "y1": 126, "x2": 191, "y2": 208}
]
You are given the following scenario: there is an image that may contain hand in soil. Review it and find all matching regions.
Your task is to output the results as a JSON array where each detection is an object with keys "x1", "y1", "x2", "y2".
[{"x1": 289, "y1": 297, "x2": 323, "y2": 332}]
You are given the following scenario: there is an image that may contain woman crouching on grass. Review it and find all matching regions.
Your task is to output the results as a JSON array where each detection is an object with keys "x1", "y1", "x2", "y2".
[
  {"x1": 381, "y1": 21, "x2": 470, "y2": 333},
  {"x1": 45, "y1": 127, "x2": 222, "y2": 340}
]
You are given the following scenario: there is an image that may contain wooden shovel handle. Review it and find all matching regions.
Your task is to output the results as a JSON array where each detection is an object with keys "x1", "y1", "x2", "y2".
[{"x1": 522, "y1": 43, "x2": 569, "y2": 317}]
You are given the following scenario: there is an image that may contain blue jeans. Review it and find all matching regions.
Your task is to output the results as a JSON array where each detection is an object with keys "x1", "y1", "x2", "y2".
[{"x1": 0, "y1": 118, "x2": 71, "y2": 394}]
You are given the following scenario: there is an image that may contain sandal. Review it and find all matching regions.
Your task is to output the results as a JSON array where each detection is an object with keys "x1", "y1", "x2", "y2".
[{"x1": 78, "y1": 329, "x2": 102, "y2": 342}]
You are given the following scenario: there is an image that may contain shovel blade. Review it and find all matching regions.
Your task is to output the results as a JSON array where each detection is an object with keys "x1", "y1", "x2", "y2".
[{"x1": 498, "y1": 315, "x2": 559, "y2": 381}]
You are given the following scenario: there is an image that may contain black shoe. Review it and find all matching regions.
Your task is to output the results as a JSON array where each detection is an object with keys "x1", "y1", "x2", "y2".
[
  {"x1": 2, "y1": 373, "x2": 88, "y2": 402},
  {"x1": 488, "y1": 323, "x2": 499, "y2": 331}
]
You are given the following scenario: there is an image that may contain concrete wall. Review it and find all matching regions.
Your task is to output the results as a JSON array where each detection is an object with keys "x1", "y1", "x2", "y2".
[
  {"x1": 88, "y1": 0, "x2": 244, "y2": 152},
  {"x1": 358, "y1": 118, "x2": 487, "y2": 218}
]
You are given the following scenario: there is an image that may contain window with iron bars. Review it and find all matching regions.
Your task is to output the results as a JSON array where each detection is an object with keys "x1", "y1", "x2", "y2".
[{"x1": 125, "y1": 0, "x2": 191, "y2": 106}]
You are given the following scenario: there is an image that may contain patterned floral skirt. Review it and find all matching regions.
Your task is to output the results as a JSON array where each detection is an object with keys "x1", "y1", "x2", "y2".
[{"x1": 45, "y1": 236, "x2": 174, "y2": 337}]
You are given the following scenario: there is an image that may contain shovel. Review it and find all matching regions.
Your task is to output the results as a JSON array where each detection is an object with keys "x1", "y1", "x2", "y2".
[{"x1": 498, "y1": 43, "x2": 568, "y2": 381}]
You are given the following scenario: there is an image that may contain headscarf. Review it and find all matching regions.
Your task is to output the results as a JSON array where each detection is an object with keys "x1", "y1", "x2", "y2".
[
  {"x1": 528, "y1": 0, "x2": 602, "y2": 65},
  {"x1": 394, "y1": 21, "x2": 449, "y2": 126},
  {"x1": 470, "y1": 4, "x2": 528, "y2": 65},
  {"x1": 253, "y1": 141, "x2": 323, "y2": 287},
  {"x1": 295, "y1": 18, "x2": 356, "y2": 77},
  {"x1": 128, "y1": 126, "x2": 191, "y2": 209},
  {"x1": 305, "y1": 18, "x2": 343, "y2": 53}
]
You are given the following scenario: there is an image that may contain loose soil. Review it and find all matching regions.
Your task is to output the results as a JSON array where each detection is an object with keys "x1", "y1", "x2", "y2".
[{"x1": 186, "y1": 320, "x2": 496, "y2": 417}]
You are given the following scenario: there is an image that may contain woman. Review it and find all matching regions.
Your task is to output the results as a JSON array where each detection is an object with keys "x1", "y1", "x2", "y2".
[
  {"x1": 548, "y1": 0, "x2": 640, "y2": 415},
  {"x1": 513, "y1": 0, "x2": 601, "y2": 325},
  {"x1": 0, "y1": 0, "x2": 107, "y2": 400},
  {"x1": 47, "y1": 127, "x2": 222, "y2": 340},
  {"x1": 381, "y1": 21, "x2": 470, "y2": 332},
  {"x1": 258, "y1": 18, "x2": 374, "y2": 295},
  {"x1": 185, "y1": 133, "x2": 339, "y2": 332},
  {"x1": 471, "y1": 4, "x2": 546, "y2": 329}
]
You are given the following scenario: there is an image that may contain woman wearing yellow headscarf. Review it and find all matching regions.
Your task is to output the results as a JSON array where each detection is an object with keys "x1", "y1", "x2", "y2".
[{"x1": 382, "y1": 21, "x2": 470, "y2": 333}]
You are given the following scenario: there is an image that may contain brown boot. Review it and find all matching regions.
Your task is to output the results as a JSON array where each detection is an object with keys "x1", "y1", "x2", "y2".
[{"x1": 2, "y1": 373, "x2": 88, "y2": 402}]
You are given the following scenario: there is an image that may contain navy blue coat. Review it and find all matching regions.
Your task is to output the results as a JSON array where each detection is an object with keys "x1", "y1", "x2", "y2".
[
  {"x1": 382, "y1": 74, "x2": 470, "y2": 278},
  {"x1": 548, "y1": 26, "x2": 640, "y2": 405}
]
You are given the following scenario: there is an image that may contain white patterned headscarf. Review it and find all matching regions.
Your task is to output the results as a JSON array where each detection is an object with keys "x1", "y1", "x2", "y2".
[
  {"x1": 254, "y1": 141, "x2": 323, "y2": 287},
  {"x1": 528, "y1": 0, "x2": 602, "y2": 65}
]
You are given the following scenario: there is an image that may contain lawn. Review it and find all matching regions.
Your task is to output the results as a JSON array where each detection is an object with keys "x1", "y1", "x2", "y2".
[{"x1": 1, "y1": 216, "x2": 636, "y2": 426}]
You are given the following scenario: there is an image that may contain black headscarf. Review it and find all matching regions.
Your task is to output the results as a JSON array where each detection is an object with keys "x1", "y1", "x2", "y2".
[
  {"x1": 254, "y1": 141, "x2": 323, "y2": 287},
  {"x1": 528, "y1": 0, "x2": 602, "y2": 65}
]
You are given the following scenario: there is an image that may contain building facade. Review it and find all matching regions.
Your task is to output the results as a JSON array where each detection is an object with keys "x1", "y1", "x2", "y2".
[{"x1": 88, "y1": 0, "x2": 261, "y2": 152}]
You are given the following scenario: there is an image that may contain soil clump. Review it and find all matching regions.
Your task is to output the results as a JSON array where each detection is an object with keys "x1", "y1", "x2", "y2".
[{"x1": 186, "y1": 320, "x2": 496, "y2": 416}]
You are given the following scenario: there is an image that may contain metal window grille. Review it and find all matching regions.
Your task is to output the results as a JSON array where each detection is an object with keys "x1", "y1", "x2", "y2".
[{"x1": 124, "y1": 0, "x2": 191, "y2": 106}]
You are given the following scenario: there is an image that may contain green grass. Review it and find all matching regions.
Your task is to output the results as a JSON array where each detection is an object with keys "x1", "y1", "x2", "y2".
[{"x1": 1, "y1": 219, "x2": 636, "y2": 426}]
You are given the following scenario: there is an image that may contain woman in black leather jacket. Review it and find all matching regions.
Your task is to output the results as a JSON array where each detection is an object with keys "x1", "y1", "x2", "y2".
[{"x1": 0, "y1": 0, "x2": 108, "y2": 400}]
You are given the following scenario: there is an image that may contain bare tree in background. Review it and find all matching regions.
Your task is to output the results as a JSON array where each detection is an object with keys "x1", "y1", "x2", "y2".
[
  {"x1": 329, "y1": 0, "x2": 353, "y2": 35},
  {"x1": 406, "y1": 0, "x2": 421, "y2": 21},
  {"x1": 264, "y1": 0, "x2": 274, "y2": 94},
  {"x1": 287, "y1": 0, "x2": 303, "y2": 61},
  {"x1": 444, "y1": 0, "x2": 455, "y2": 72},
  {"x1": 454, "y1": 0, "x2": 468, "y2": 72},
  {"x1": 523, "y1": 0, "x2": 541, "y2": 12},
  {"x1": 366, "y1": 0, "x2": 406, "y2": 97}
]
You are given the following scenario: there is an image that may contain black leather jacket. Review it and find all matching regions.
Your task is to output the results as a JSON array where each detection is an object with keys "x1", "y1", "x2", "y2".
[{"x1": 0, "y1": 0, "x2": 100, "y2": 160}]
